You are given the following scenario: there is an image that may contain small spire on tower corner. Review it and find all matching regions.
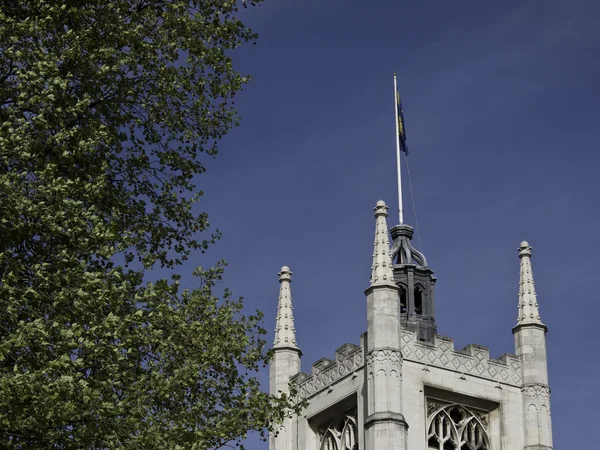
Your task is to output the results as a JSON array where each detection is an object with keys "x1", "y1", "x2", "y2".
[
  {"x1": 369, "y1": 200, "x2": 396, "y2": 287},
  {"x1": 273, "y1": 265, "x2": 300, "y2": 351},
  {"x1": 516, "y1": 241, "x2": 545, "y2": 327}
]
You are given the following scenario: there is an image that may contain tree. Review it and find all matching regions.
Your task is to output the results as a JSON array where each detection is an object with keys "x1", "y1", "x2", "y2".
[{"x1": 0, "y1": 1, "x2": 302, "y2": 448}]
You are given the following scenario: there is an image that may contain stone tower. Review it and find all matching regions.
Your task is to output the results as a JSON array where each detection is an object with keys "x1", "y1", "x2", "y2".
[{"x1": 268, "y1": 202, "x2": 553, "y2": 450}]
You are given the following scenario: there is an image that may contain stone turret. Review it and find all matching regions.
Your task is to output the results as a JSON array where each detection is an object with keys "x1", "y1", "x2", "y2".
[
  {"x1": 512, "y1": 241, "x2": 553, "y2": 450},
  {"x1": 364, "y1": 200, "x2": 408, "y2": 450},
  {"x1": 269, "y1": 266, "x2": 301, "y2": 450},
  {"x1": 390, "y1": 223, "x2": 437, "y2": 342}
]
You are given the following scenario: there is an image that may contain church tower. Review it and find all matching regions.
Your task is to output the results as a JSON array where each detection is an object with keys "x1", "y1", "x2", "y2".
[
  {"x1": 267, "y1": 77, "x2": 554, "y2": 450},
  {"x1": 268, "y1": 201, "x2": 554, "y2": 449}
]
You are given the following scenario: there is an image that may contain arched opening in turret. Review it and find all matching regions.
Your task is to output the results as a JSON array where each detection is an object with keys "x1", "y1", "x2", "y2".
[
  {"x1": 414, "y1": 287, "x2": 423, "y2": 315},
  {"x1": 399, "y1": 286, "x2": 407, "y2": 314}
]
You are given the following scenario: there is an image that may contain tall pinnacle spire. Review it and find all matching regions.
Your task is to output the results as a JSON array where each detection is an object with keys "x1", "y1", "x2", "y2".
[
  {"x1": 370, "y1": 201, "x2": 396, "y2": 287},
  {"x1": 273, "y1": 266, "x2": 299, "y2": 351},
  {"x1": 516, "y1": 241, "x2": 544, "y2": 327}
]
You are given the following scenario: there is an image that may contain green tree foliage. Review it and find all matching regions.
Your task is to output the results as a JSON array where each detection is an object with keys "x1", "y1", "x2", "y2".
[{"x1": 0, "y1": 1, "x2": 302, "y2": 448}]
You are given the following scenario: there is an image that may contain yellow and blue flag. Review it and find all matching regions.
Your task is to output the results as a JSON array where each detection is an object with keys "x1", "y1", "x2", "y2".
[{"x1": 397, "y1": 91, "x2": 408, "y2": 154}]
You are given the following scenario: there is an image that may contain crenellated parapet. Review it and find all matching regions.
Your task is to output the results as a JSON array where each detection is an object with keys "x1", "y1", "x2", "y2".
[
  {"x1": 291, "y1": 343, "x2": 364, "y2": 399},
  {"x1": 291, "y1": 331, "x2": 524, "y2": 400},
  {"x1": 400, "y1": 331, "x2": 523, "y2": 386}
]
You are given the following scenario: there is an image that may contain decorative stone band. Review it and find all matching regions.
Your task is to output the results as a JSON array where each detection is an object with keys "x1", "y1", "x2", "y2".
[
  {"x1": 291, "y1": 332, "x2": 523, "y2": 400},
  {"x1": 364, "y1": 411, "x2": 408, "y2": 430},
  {"x1": 366, "y1": 347, "x2": 403, "y2": 366},
  {"x1": 401, "y1": 331, "x2": 523, "y2": 386},
  {"x1": 522, "y1": 384, "x2": 551, "y2": 401},
  {"x1": 366, "y1": 347, "x2": 403, "y2": 378}
]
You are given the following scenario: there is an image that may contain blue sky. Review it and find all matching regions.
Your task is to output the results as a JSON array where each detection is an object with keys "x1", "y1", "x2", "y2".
[{"x1": 184, "y1": 1, "x2": 599, "y2": 448}]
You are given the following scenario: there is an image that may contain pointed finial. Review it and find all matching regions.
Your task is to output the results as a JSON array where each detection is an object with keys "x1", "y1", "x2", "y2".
[
  {"x1": 369, "y1": 200, "x2": 396, "y2": 287},
  {"x1": 390, "y1": 224, "x2": 428, "y2": 266},
  {"x1": 519, "y1": 241, "x2": 531, "y2": 257},
  {"x1": 516, "y1": 241, "x2": 544, "y2": 327},
  {"x1": 273, "y1": 265, "x2": 300, "y2": 351},
  {"x1": 279, "y1": 265, "x2": 291, "y2": 282}
]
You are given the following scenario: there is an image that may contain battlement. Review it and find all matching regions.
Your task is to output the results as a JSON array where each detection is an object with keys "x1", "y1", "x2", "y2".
[
  {"x1": 291, "y1": 342, "x2": 364, "y2": 399},
  {"x1": 290, "y1": 331, "x2": 523, "y2": 399},
  {"x1": 401, "y1": 330, "x2": 523, "y2": 386}
]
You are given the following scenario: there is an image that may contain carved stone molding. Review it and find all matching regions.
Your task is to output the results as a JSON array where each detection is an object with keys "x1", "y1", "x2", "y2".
[
  {"x1": 366, "y1": 348, "x2": 403, "y2": 379},
  {"x1": 366, "y1": 348, "x2": 403, "y2": 367},
  {"x1": 364, "y1": 411, "x2": 408, "y2": 429},
  {"x1": 522, "y1": 384, "x2": 550, "y2": 401},
  {"x1": 401, "y1": 331, "x2": 523, "y2": 387},
  {"x1": 427, "y1": 400, "x2": 444, "y2": 417}
]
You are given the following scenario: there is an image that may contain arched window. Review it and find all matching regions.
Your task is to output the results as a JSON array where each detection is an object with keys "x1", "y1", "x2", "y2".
[
  {"x1": 400, "y1": 286, "x2": 407, "y2": 313},
  {"x1": 414, "y1": 287, "x2": 423, "y2": 315},
  {"x1": 319, "y1": 409, "x2": 358, "y2": 450},
  {"x1": 427, "y1": 403, "x2": 489, "y2": 450}
]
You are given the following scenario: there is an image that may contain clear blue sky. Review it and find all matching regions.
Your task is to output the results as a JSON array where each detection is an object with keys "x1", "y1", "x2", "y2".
[{"x1": 185, "y1": 1, "x2": 599, "y2": 448}]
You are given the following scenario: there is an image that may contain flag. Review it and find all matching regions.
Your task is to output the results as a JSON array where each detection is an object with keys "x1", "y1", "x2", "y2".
[{"x1": 397, "y1": 91, "x2": 408, "y2": 154}]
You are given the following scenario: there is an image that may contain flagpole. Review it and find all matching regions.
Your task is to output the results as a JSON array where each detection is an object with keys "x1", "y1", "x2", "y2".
[{"x1": 393, "y1": 73, "x2": 404, "y2": 224}]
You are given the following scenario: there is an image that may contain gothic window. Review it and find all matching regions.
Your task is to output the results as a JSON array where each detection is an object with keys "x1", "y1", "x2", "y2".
[
  {"x1": 427, "y1": 402, "x2": 489, "y2": 450},
  {"x1": 319, "y1": 408, "x2": 358, "y2": 450},
  {"x1": 400, "y1": 286, "x2": 407, "y2": 313},
  {"x1": 414, "y1": 287, "x2": 423, "y2": 315}
]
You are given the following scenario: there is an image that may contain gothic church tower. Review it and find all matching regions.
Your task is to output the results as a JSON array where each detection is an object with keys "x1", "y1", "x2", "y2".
[{"x1": 268, "y1": 202, "x2": 553, "y2": 450}]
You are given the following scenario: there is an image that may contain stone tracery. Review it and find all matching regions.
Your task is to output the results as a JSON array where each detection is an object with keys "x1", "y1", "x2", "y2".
[
  {"x1": 319, "y1": 409, "x2": 358, "y2": 450},
  {"x1": 427, "y1": 402, "x2": 489, "y2": 450}
]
